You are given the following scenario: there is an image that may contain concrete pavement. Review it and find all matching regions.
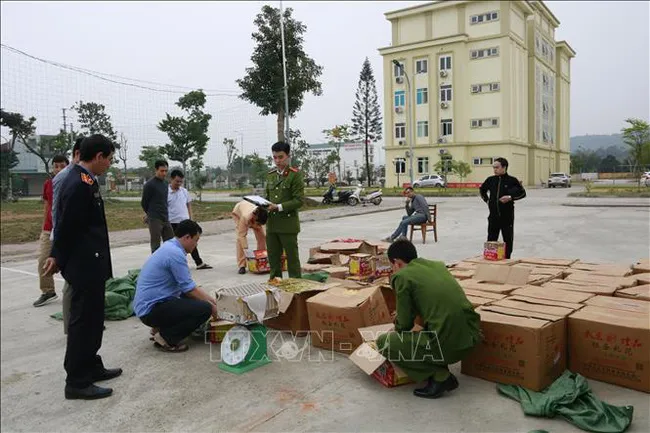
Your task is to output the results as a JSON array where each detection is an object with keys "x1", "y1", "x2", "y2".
[{"x1": 1, "y1": 188, "x2": 649, "y2": 432}]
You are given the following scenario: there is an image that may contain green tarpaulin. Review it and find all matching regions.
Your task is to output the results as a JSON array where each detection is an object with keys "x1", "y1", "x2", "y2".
[
  {"x1": 50, "y1": 269, "x2": 140, "y2": 322},
  {"x1": 498, "y1": 371, "x2": 634, "y2": 433}
]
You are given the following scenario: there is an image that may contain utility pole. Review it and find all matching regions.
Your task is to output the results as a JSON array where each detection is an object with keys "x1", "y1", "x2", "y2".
[
  {"x1": 280, "y1": 0, "x2": 290, "y2": 144},
  {"x1": 62, "y1": 108, "x2": 67, "y2": 134}
]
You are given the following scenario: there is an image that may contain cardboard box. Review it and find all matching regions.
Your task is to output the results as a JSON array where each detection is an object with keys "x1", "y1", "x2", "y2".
[
  {"x1": 302, "y1": 263, "x2": 331, "y2": 273},
  {"x1": 542, "y1": 280, "x2": 618, "y2": 296},
  {"x1": 519, "y1": 258, "x2": 578, "y2": 267},
  {"x1": 451, "y1": 269, "x2": 475, "y2": 280},
  {"x1": 214, "y1": 283, "x2": 281, "y2": 325},
  {"x1": 318, "y1": 240, "x2": 379, "y2": 256},
  {"x1": 565, "y1": 272, "x2": 637, "y2": 290},
  {"x1": 584, "y1": 295, "x2": 650, "y2": 315},
  {"x1": 265, "y1": 279, "x2": 337, "y2": 336},
  {"x1": 637, "y1": 274, "x2": 650, "y2": 285},
  {"x1": 464, "y1": 256, "x2": 520, "y2": 266},
  {"x1": 459, "y1": 264, "x2": 531, "y2": 294},
  {"x1": 207, "y1": 320, "x2": 236, "y2": 343},
  {"x1": 463, "y1": 288, "x2": 507, "y2": 308},
  {"x1": 461, "y1": 305, "x2": 567, "y2": 391},
  {"x1": 568, "y1": 306, "x2": 650, "y2": 393},
  {"x1": 512, "y1": 285, "x2": 595, "y2": 304},
  {"x1": 525, "y1": 267, "x2": 565, "y2": 286},
  {"x1": 483, "y1": 241, "x2": 506, "y2": 261},
  {"x1": 632, "y1": 259, "x2": 650, "y2": 274},
  {"x1": 245, "y1": 250, "x2": 287, "y2": 274},
  {"x1": 324, "y1": 266, "x2": 349, "y2": 279},
  {"x1": 492, "y1": 296, "x2": 584, "y2": 316},
  {"x1": 616, "y1": 284, "x2": 650, "y2": 302},
  {"x1": 349, "y1": 323, "x2": 413, "y2": 388},
  {"x1": 307, "y1": 285, "x2": 391, "y2": 354},
  {"x1": 569, "y1": 262, "x2": 633, "y2": 277}
]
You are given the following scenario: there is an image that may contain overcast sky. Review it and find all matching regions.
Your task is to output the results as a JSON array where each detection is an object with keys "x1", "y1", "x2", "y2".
[{"x1": 1, "y1": 1, "x2": 648, "y2": 167}]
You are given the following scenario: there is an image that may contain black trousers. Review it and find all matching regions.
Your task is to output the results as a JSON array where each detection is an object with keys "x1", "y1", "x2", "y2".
[
  {"x1": 487, "y1": 214, "x2": 515, "y2": 259},
  {"x1": 170, "y1": 223, "x2": 203, "y2": 266},
  {"x1": 140, "y1": 298, "x2": 212, "y2": 346},
  {"x1": 64, "y1": 280, "x2": 105, "y2": 388}
]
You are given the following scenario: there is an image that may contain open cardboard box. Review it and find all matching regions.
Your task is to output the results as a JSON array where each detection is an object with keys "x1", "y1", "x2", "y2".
[
  {"x1": 214, "y1": 283, "x2": 280, "y2": 325},
  {"x1": 518, "y1": 258, "x2": 578, "y2": 267},
  {"x1": 568, "y1": 305, "x2": 650, "y2": 393},
  {"x1": 463, "y1": 256, "x2": 521, "y2": 266},
  {"x1": 462, "y1": 289, "x2": 507, "y2": 308},
  {"x1": 511, "y1": 285, "x2": 595, "y2": 304},
  {"x1": 616, "y1": 284, "x2": 650, "y2": 302},
  {"x1": 542, "y1": 280, "x2": 618, "y2": 296},
  {"x1": 459, "y1": 264, "x2": 531, "y2": 294},
  {"x1": 307, "y1": 285, "x2": 391, "y2": 354},
  {"x1": 569, "y1": 261, "x2": 633, "y2": 277},
  {"x1": 584, "y1": 295, "x2": 650, "y2": 314},
  {"x1": 632, "y1": 258, "x2": 650, "y2": 275},
  {"x1": 461, "y1": 304, "x2": 570, "y2": 391},
  {"x1": 317, "y1": 240, "x2": 379, "y2": 256}
]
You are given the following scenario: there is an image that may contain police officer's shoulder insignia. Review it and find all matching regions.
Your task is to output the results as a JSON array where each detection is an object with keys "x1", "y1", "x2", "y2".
[{"x1": 81, "y1": 173, "x2": 94, "y2": 185}]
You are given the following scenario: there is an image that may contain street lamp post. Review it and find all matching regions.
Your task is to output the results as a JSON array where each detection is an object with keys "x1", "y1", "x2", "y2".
[
  {"x1": 234, "y1": 130, "x2": 244, "y2": 177},
  {"x1": 393, "y1": 158, "x2": 401, "y2": 189},
  {"x1": 392, "y1": 60, "x2": 414, "y2": 185}
]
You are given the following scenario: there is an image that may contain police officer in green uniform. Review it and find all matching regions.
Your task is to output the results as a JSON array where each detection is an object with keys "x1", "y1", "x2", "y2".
[
  {"x1": 377, "y1": 239, "x2": 481, "y2": 399},
  {"x1": 265, "y1": 141, "x2": 305, "y2": 279}
]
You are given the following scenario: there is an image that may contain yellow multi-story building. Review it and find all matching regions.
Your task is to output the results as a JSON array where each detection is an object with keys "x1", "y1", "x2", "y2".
[{"x1": 379, "y1": 0, "x2": 576, "y2": 186}]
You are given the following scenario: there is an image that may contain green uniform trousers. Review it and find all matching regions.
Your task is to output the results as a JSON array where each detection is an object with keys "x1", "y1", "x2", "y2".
[
  {"x1": 267, "y1": 232, "x2": 301, "y2": 279},
  {"x1": 377, "y1": 330, "x2": 477, "y2": 383}
]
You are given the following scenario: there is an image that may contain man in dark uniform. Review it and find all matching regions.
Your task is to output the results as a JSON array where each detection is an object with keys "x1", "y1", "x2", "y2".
[
  {"x1": 479, "y1": 157, "x2": 526, "y2": 259},
  {"x1": 265, "y1": 141, "x2": 305, "y2": 280},
  {"x1": 43, "y1": 134, "x2": 122, "y2": 400}
]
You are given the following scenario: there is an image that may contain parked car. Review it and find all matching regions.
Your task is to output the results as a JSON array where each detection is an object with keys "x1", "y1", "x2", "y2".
[
  {"x1": 548, "y1": 173, "x2": 571, "y2": 188},
  {"x1": 641, "y1": 171, "x2": 650, "y2": 180},
  {"x1": 413, "y1": 174, "x2": 446, "y2": 188}
]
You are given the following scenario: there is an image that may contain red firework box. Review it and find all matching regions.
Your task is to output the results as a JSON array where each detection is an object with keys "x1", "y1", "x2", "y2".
[
  {"x1": 349, "y1": 253, "x2": 376, "y2": 278},
  {"x1": 484, "y1": 241, "x2": 506, "y2": 261},
  {"x1": 246, "y1": 250, "x2": 287, "y2": 274}
]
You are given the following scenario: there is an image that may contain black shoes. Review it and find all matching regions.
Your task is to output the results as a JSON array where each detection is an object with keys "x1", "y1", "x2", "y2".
[
  {"x1": 238, "y1": 267, "x2": 246, "y2": 275},
  {"x1": 33, "y1": 291, "x2": 58, "y2": 307},
  {"x1": 413, "y1": 373, "x2": 459, "y2": 399},
  {"x1": 197, "y1": 263, "x2": 213, "y2": 270},
  {"x1": 93, "y1": 368, "x2": 123, "y2": 382},
  {"x1": 64, "y1": 384, "x2": 113, "y2": 400}
]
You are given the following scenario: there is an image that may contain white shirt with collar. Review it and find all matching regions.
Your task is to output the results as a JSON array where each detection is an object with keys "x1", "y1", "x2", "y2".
[{"x1": 168, "y1": 186, "x2": 191, "y2": 223}]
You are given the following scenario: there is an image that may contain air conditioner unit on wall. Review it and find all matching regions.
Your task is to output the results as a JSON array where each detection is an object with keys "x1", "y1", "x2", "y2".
[
  {"x1": 398, "y1": 140, "x2": 405, "y2": 146},
  {"x1": 394, "y1": 106, "x2": 404, "y2": 113},
  {"x1": 440, "y1": 102, "x2": 449, "y2": 109},
  {"x1": 439, "y1": 70, "x2": 448, "y2": 78},
  {"x1": 438, "y1": 138, "x2": 447, "y2": 144},
  {"x1": 395, "y1": 76, "x2": 404, "y2": 84}
]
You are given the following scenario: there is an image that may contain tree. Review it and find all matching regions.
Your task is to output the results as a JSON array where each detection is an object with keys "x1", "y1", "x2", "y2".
[
  {"x1": 350, "y1": 58, "x2": 383, "y2": 187},
  {"x1": 309, "y1": 155, "x2": 329, "y2": 187},
  {"x1": 322, "y1": 124, "x2": 350, "y2": 179},
  {"x1": 237, "y1": 5, "x2": 323, "y2": 142},
  {"x1": 287, "y1": 129, "x2": 311, "y2": 174},
  {"x1": 117, "y1": 133, "x2": 129, "y2": 190},
  {"x1": 20, "y1": 134, "x2": 71, "y2": 176},
  {"x1": 138, "y1": 145, "x2": 165, "y2": 176},
  {"x1": 248, "y1": 152, "x2": 271, "y2": 188},
  {"x1": 325, "y1": 151, "x2": 339, "y2": 175},
  {"x1": 621, "y1": 118, "x2": 650, "y2": 188},
  {"x1": 454, "y1": 161, "x2": 472, "y2": 183},
  {"x1": 599, "y1": 154, "x2": 620, "y2": 173},
  {"x1": 190, "y1": 157, "x2": 207, "y2": 201},
  {"x1": 158, "y1": 90, "x2": 212, "y2": 182},
  {"x1": 0, "y1": 143, "x2": 19, "y2": 200},
  {"x1": 0, "y1": 109, "x2": 36, "y2": 201},
  {"x1": 223, "y1": 137, "x2": 238, "y2": 188},
  {"x1": 72, "y1": 101, "x2": 118, "y2": 142},
  {"x1": 570, "y1": 147, "x2": 601, "y2": 174}
]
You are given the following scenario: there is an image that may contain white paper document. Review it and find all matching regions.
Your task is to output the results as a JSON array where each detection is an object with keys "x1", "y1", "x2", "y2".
[{"x1": 243, "y1": 195, "x2": 271, "y2": 207}]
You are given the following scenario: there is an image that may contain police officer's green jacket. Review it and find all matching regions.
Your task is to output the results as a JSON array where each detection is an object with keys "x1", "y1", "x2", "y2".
[
  {"x1": 265, "y1": 167, "x2": 305, "y2": 234},
  {"x1": 391, "y1": 258, "x2": 480, "y2": 353}
]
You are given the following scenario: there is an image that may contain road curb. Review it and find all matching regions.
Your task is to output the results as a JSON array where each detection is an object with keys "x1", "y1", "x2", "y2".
[{"x1": 561, "y1": 203, "x2": 650, "y2": 208}]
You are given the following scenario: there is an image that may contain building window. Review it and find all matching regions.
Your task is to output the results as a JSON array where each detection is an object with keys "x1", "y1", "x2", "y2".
[
  {"x1": 470, "y1": 11, "x2": 499, "y2": 25},
  {"x1": 440, "y1": 85, "x2": 452, "y2": 102},
  {"x1": 470, "y1": 47, "x2": 499, "y2": 60},
  {"x1": 395, "y1": 123, "x2": 406, "y2": 139},
  {"x1": 439, "y1": 55, "x2": 452, "y2": 71},
  {"x1": 441, "y1": 119, "x2": 453, "y2": 136},
  {"x1": 417, "y1": 157, "x2": 429, "y2": 174},
  {"x1": 471, "y1": 82, "x2": 500, "y2": 94},
  {"x1": 394, "y1": 91, "x2": 405, "y2": 108},
  {"x1": 481, "y1": 157, "x2": 494, "y2": 165},
  {"x1": 472, "y1": 157, "x2": 481, "y2": 165},
  {"x1": 417, "y1": 121, "x2": 429, "y2": 138},
  {"x1": 416, "y1": 88, "x2": 428, "y2": 105},
  {"x1": 395, "y1": 158, "x2": 406, "y2": 174},
  {"x1": 393, "y1": 62, "x2": 404, "y2": 77},
  {"x1": 471, "y1": 118, "x2": 500, "y2": 128},
  {"x1": 415, "y1": 59, "x2": 428, "y2": 74},
  {"x1": 490, "y1": 82, "x2": 500, "y2": 92}
]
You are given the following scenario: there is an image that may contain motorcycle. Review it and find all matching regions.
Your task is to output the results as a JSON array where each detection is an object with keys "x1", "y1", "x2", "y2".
[
  {"x1": 322, "y1": 185, "x2": 356, "y2": 206},
  {"x1": 357, "y1": 186, "x2": 383, "y2": 206}
]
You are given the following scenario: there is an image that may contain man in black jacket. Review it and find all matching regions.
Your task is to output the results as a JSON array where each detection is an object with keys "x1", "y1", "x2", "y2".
[
  {"x1": 141, "y1": 160, "x2": 173, "y2": 253},
  {"x1": 479, "y1": 157, "x2": 526, "y2": 259},
  {"x1": 44, "y1": 134, "x2": 122, "y2": 400}
]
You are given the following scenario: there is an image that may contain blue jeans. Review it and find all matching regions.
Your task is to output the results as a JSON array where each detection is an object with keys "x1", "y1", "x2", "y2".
[{"x1": 391, "y1": 213, "x2": 428, "y2": 240}]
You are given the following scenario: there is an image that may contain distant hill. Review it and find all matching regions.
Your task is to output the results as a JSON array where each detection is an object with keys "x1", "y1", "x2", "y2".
[{"x1": 570, "y1": 133, "x2": 629, "y2": 160}]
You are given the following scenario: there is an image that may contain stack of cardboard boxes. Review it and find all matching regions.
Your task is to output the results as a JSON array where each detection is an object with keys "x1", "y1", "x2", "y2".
[{"x1": 448, "y1": 256, "x2": 650, "y2": 393}]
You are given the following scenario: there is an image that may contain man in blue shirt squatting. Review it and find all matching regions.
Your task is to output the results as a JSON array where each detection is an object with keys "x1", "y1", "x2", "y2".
[{"x1": 133, "y1": 219, "x2": 217, "y2": 353}]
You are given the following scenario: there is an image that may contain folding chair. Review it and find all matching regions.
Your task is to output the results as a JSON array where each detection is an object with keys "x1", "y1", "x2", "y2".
[{"x1": 408, "y1": 204, "x2": 437, "y2": 244}]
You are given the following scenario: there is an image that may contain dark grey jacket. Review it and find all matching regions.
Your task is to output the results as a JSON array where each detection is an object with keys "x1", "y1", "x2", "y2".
[{"x1": 406, "y1": 194, "x2": 431, "y2": 220}]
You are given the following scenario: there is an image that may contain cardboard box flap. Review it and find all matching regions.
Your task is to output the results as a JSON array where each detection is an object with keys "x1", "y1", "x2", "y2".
[
  {"x1": 512, "y1": 286, "x2": 594, "y2": 304},
  {"x1": 464, "y1": 256, "x2": 521, "y2": 266},
  {"x1": 358, "y1": 323, "x2": 395, "y2": 342},
  {"x1": 306, "y1": 285, "x2": 379, "y2": 309},
  {"x1": 474, "y1": 264, "x2": 531, "y2": 285},
  {"x1": 494, "y1": 297, "x2": 580, "y2": 317},
  {"x1": 460, "y1": 280, "x2": 522, "y2": 294},
  {"x1": 479, "y1": 305, "x2": 564, "y2": 322},
  {"x1": 463, "y1": 289, "x2": 507, "y2": 300},
  {"x1": 584, "y1": 295, "x2": 650, "y2": 314},
  {"x1": 476, "y1": 306, "x2": 560, "y2": 328},
  {"x1": 349, "y1": 342, "x2": 387, "y2": 375},
  {"x1": 519, "y1": 258, "x2": 578, "y2": 267},
  {"x1": 542, "y1": 281, "x2": 618, "y2": 296},
  {"x1": 570, "y1": 305, "x2": 650, "y2": 329},
  {"x1": 616, "y1": 284, "x2": 650, "y2": 301},
  {"x1": 278, "y1": 291, "x2": 295, "y2": 314}
]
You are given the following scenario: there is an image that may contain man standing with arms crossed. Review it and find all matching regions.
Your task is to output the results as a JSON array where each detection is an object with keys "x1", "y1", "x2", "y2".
[
  {"x1": 44, "y1": 134, "x2": 122, "y2": 400},
  {"x1": 479, "y1": 157, "x2": 526, "y2": 259},
  {"x1": 265, "y1": 141, "x2": 304, "y2": 280},
  {"x1": 141, "y1": 160, "x2": 173, "y2": 253}
]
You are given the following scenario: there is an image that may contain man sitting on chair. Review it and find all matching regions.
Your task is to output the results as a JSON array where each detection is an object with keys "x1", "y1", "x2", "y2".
[{"x1": 383, "y1": 187, "x2": 430, "y2": 243}]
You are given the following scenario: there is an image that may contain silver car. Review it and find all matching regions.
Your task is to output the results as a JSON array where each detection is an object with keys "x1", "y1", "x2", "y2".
[
  {"x1": 413, "y1": 174, "x2": 446, "y2": 188},
  {"x1": 548, "y1": 173, "x2": 571, "y2": 188}
]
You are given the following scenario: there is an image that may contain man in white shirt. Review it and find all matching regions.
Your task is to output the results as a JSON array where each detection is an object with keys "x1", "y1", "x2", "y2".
[{"x1": 167, "y1": 170, "x2": 212, "y2": 270}]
